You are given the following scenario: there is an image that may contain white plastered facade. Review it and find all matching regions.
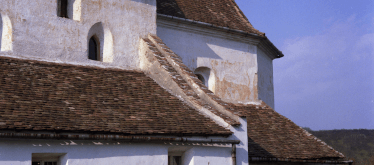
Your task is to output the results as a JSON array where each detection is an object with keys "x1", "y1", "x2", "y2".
[
  {"x1": 0, "y1": 0, "x2": 156, "y2": 70},
  {"x1": 157, "y1": 17, "x2": 275, "y2": 108}
]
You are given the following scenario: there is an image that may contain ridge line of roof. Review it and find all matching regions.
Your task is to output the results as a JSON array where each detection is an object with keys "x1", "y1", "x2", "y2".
[
  {"x1": 140, "y1": 35, "x2": 239, "y2": 127},
  {"x1": 146, "y1": 34, "x2": 241, "y2": 125}
]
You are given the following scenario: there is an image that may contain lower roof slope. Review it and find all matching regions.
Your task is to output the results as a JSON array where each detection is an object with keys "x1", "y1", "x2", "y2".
[
  {"x1": 233, "y1": 103, "x2": 345, "y2": 160},
  {"x1": 157, "y1": 0, "x2": 264, "y2": 36},
  {"x1": 0, "y1": 56, "x2": 231, "y2": 136}
]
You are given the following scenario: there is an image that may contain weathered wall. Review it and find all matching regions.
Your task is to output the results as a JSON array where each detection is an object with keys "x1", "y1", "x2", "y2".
[
  {"x1": 157, "y1": 19, "x2": 260, "y2": 105},
  {"x1": 257, "y1": 48, "x2": 275, "y2": 108},
  {"x1": 182, "y1": 117, "x2": 248, "y2": 165},
  {"x1": 229, "y1": 117, "x2": 249, "y2": 165},
  {"x1": 0, "y1": 0, "x2": 156, "y2": 70},
  {"x1": 248, "y1": 162, "x2": 347, "y2": 165},
  {"x1": 182, "y1": 146, "x2": 232, "y2": 165},
  {"x1": 0, "y1": 139, "x2": 233, "y2": 165}
]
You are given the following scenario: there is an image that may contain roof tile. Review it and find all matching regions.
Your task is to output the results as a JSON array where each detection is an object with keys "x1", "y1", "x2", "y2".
[
  {"x1": 157, "y1": 0, "x2": 264, "y2": 36},
  {"x1": 0, "y1": 56, "x2": 232, "y2": 136}
]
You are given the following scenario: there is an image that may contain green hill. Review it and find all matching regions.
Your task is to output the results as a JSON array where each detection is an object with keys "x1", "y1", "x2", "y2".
[{"x1": 304, "y1": 128, "x2": 374, "y2": 165}]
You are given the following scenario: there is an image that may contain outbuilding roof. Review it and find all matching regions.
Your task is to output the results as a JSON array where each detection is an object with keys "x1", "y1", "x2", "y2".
[{"x1": 0, "y1": 56, "x2": 231, "y2": 136}]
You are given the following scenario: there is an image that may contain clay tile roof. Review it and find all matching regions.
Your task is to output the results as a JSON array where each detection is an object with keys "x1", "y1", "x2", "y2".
[
  {"x1": 157, "y1": 0, "x2": 265, "y2": 36},
  {"x1": 0, "y1": 56, "x2": 232, "y2": 136},
  {"x1": 233, "y1": 103, "x2": 345, "y2": 160}
]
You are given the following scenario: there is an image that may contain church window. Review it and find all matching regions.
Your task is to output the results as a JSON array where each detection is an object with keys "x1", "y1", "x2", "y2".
[
  {"x1": 0, "y1": 13, "x2": 13, "y2": 51},
  {"x1": 89, "y1": 36, "x2": 99, "y2": 60},
  {"x1": 0, "y1": 15, "x2": 3, "y2": 48},
  {"x1": 196, "y1": 74, "x2": 205, "y2": 85},
  {"x1": 32, "y1": 153, "x2": 65, "y2": 165},
  {"x1": 57, "y1": 0, "x2": 69, "y2": 18},
  {"x1": 194, "y1": 67, "x2": 211, "y2": 88},
  {"x1": 168, "y1": 156, "x2": 182, "y2": 165}
]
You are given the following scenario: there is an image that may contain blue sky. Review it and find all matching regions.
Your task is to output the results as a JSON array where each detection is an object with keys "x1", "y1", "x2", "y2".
[{"x1": 236, "y1": 0, "x2": 374, "y2": 130}]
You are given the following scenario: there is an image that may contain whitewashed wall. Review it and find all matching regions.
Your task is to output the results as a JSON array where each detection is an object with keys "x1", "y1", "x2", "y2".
[
  {"x1": 0, "y1": 138, "x2": 234, "y2": 165},
  {"x1": 157, "y1": 18, "x2": 275, "y2": 108},
  {"x1": 0, "y1": 0, "x2": 156, "y2": 70},
  {"x1": 257, "y1": 49, "x2": 275, "y2": 108}
]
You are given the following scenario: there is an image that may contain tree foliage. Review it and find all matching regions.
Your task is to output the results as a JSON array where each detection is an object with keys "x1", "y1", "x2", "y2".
[{"x1": 305, "y1": 129, "x2": 374, "y2": 165}]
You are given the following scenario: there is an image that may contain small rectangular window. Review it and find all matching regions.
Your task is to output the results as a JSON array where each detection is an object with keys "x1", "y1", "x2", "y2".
[
  {"x1": 32, "y1": 162, "x2": 57, "y2": 165},
  {"x1": 168, "y1": 156, "x2": 182, "y2": 165},
  {"x1": 32, "y1": 153, "x2": 65, "y2": 165},
  {"x1": 58, "y1": 0, "x2": 68, "y2": 18}
]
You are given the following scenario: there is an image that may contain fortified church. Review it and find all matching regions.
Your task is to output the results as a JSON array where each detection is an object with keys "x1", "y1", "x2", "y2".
[{"x1": 0, "y1": 0, "x2": 352, "y2": 165}]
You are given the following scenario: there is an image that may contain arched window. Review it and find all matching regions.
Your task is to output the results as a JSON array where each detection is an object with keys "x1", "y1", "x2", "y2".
[
  {"x1": 58, "y1": 0, "x2": 68, "y2": 18},
  {"x1": 88, "y1": 36, "x2": 99, "y2": 60},
  {"x1": 196, "y1": 74, "x2": 205, "y2": 85},
  {"x1": 194, "y1": 67, "x2": 212, "y2": 88},
  {"x1": 87, "y1": 22, "x2": 113, "y2": 63},
  {"x1": 0, "y1": 13, "x2": 12, "y2": 51}
]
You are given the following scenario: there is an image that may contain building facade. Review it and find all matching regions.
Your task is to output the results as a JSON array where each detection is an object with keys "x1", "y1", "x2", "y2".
[{"x1": 0, "y1": 0, "x2": 351, "y2": 165}]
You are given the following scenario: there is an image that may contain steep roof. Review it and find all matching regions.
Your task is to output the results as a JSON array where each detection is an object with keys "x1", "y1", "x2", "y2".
[
  {"x1": 157, "y1": 0, "x2": 264, "y2": 36},
  {"x1": 0, "y1": 56, "x2": 231, "y2": 136},
  {"x1": 139, "y1": 34, "x2": 345, "y2": 161},
  {"x1": 233, "y1": 103, "x2": 345, "y2": 160}
]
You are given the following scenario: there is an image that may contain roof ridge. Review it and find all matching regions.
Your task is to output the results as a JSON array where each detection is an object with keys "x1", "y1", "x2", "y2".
[
  {"x1": 147, "y1": 34, "x2": 241, "y2": 126},
  {"x1": 140, "y1": 35, "x2": 239, "y2": 127},
  {"x1": 228, "y1": 0, "x2": 264, "y2": 36}
]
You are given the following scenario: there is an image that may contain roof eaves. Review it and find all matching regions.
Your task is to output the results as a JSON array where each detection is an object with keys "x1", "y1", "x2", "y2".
[{"x1": 157, "y1": 14, "x2": 284, "y2": 59}]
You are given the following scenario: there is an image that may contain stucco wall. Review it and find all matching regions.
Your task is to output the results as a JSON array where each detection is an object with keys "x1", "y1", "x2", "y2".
[
  {"x1": 157, "y1": 20, "x2": 260, "y2": 105},
  {"x1": 229, "y1": 117, "x2": 249, "y2": 165},
  {"x1": 0, "y1": 0, "x2": 156, "y2": 70},
  {"x1": 257, "y1": 48, "x2": 275, "y2": 108},
  {"x1": 0, "y1": 138, "x2": 234, "y2": 165},
  {"x1": 248, "y1": 162, "x2": 347, "y2": 165}
]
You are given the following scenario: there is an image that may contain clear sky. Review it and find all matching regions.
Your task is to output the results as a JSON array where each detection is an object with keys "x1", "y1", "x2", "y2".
[{"x1": 236, "y1": 0, "x2": 374, "y2": 130}]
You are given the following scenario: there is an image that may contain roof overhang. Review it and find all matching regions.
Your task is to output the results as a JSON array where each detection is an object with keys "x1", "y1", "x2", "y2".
[{"x1": 157, "y1": 14, "x2": 284, "y2": 60}]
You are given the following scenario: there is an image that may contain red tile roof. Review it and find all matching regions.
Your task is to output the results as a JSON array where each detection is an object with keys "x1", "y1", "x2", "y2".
[
  {"x1": 157, "y1": 0, "x2": 264, "y2": 36},
  {"x1": 233, "y1": 103, "x2": 345, "y2": 160},
  {"x1": 0, "y1": 56, "x2": 232, "y2": 136}
]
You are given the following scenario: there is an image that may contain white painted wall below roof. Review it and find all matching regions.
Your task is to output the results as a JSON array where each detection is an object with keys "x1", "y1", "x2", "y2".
[
  {"x1": 257, "y1": 48, "x2": 275, "y2": 108},
  {"x1": 157, "y1": 19, "x2": 275, "y2": 108},
  {"x1": 0, "y1": 139, "x2": 234, "y2": 165},
  {"x1": 0, "y1": 0, "x2": 156, "y2": 70}
]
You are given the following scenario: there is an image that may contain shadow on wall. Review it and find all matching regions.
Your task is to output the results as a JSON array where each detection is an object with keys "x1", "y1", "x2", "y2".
[{"x1": 130, "y1": 0, "x2": 156, "y2": 6}]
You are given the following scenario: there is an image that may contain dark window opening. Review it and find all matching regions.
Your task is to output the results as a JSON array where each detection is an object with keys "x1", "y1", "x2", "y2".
[
  {"x1": 89, "y1": 36, "x2": 99, "y2": 61},
  {"x1": 168, "y1": 156, "x2": 181, "y2": 165},
  {"x1": 58, "y1": 0, "x2": 68, "y2": 18},
  {"x1": 32, "y1": 162, "x2": 57, "y2": 165},
  {"x1": 196, "y1": 74, "x2": 205, "y2": 85}
]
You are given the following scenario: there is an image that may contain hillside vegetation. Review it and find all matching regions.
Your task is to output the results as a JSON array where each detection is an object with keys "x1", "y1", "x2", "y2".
[{"x1": 304, "y1": 128, "x2": 374, "y2": 165}]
